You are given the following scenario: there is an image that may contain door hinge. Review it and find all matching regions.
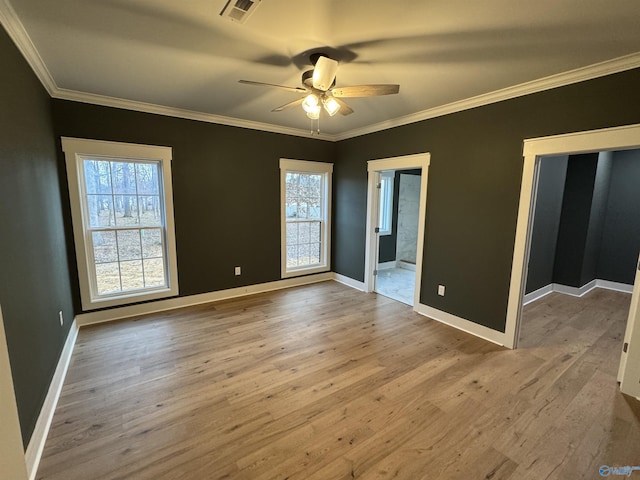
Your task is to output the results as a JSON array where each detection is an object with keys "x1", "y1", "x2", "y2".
[
  {"x1": 373, "y1": 269, "x2": 378, "y2": 276},
  {"x1": 375, "y1": 227, "x2": 380, "y2": 233},
  {"x1": 623, "y1": 342, "x2": 629, "y2": 353},
  {"x1": 377, "y1": 183, "x2": 381, "y2": 189}
]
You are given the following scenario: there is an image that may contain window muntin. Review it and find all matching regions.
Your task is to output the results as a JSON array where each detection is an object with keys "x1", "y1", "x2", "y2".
[
  {"x1": 63, "y1": 138, "x2": 178, "y2": 310},
  {"x1": 280, "y1": 159, "x2": 332, "y2": 278}
]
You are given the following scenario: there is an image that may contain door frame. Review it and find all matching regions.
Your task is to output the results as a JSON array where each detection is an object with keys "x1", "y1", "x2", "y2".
[
  {"x1": 364, "y1": 153, "x2": 431, "y2": 309},
  {"x1": 505, "y1": 123, "x2": 640, "y2": 349}
]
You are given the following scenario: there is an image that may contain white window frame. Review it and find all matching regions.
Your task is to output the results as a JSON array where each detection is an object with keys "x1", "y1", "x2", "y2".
[
  {"x1": 62, "y1": 137, "x2": 179, "y2": 310},
  {"x1": 280, "y1": 158, "x2": 333, "y2": 278},
  {"x1": 378, "y1": 171, "x2": 394, "y2": 236}
]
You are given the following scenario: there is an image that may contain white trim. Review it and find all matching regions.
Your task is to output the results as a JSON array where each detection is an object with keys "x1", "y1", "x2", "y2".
[
  {"x1": 332, "y1": 273, "x2": 366, "y2": 292},
  {"x1": 5, "y1": 0, "x2": 637, "y2": 143},
  {"x1": 524, "y1": 281, "x2": 633, "y2": 305},
  {"x1": 507, "y1": 123, "x2": 640, "y2": 349},
  {"x1": 377, "y1": 261, "x2": 396, "y2": 270},
  {"x1": 25, "y1": 320, "x2": 78, "y2": 480},
  {"x1": 77, "y1": 273, "x2": 334, "y2": 327},
  {"x1": 414, "y1": 303, "x2": 506, "y2": 347},
  {"x1": 61, "y1": 137, "x2": 179, "y2": 311},
  {"x1": 54, "y1": 89, "x2": 334, "y2": 141},
  {"x1": 365, "y1": 154, "x2": 430, "y2": 309},
  {"x1": 523, "y1": 284, "x2": 554, "y2": 305},
  {"x1": 553, "y1": 280, "x2": 597, "y2": 298},
  {"x1": 279, "y1": 159, "x2": 333, "y2": 279},
  {"x1": 397, "y1": 261, "x2": 416, "y2": 272},
  {"x1": 333, "y1": 53, "x2": 640, "y2": 141},
  {"x1": 0, "y1": 0, "x2": 56, "y2": 96},
  {"x1": 597, "y1": 279, "x2": 633, "y2": 294}
]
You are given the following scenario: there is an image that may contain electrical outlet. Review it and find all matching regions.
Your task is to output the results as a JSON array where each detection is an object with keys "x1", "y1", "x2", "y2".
[
  {"x1": 58, "y1": 310, "x2": 64, "y2": 326},
  {"x1": 438, "y1": 285, "x2": 446, "y2": 296},
  {"x1": 234, "y1": 266, "x2": 241, "y2": 276}
]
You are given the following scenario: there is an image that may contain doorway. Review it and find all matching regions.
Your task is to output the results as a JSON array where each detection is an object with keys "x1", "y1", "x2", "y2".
[
  {"x1": 375, "y1": 169, "x2": 422, "y2": 305},
  {"x1": 364, "y1": 153, "x2": 430, "y2": 310},
  {"x1": 505, "y1": 123, "x2": 640, "y2": 396}
]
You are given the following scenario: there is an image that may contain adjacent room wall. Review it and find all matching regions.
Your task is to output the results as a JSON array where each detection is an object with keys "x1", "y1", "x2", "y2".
[
  {"x1": 396, "y1": 173, "x2": 421, "y2": 264},
  {"x1": 0, "y1": 27, "x2": 76, "y2": 446},
  {"x1": 598, "y1": 149, "x2": 640, "y2": 284},
  {"x1": 378, "y1": 169, "x2": 421, "y2": 263},
  {"x1": 553, "y1": 153, "x2": 602, "y2": 287},
  {"x1": 525, "y1": 156, "x2": 568, "y2": 294},
  {"x1": 334, "y1": 67, "x2": 640, "y2": 332}
]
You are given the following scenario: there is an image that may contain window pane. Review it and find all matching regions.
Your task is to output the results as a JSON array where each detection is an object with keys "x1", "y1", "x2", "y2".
[
  {"x1": 114, "y1": 195, "x2": 139, "y2": 226},
  {"x1": 286, "y1": 245, "x2": 298, "y2": 267},
  {"x1": 120, "y1": 260, "x2": 144, "y2": 290},
  {"x1": 143, "y1": 258, "x2": 166, "y2": 287},
  {"x1": 95, "y1": 262, "x2": 121, "y2": 295},
  {"x1": 309, "y1": 221, "x2": 320, "y2": 242},
  {"x1": 298, "y1": 243, "x2": 310, "y2": 266},
  {"x1": 84, "y1": 160, "x2": 112, "y2": 194},
  {"x1": 141, "y1": 228, "x2": 163, "y2": 258},
  {"x1": 310, "y1": 243, "x2": 321, "y2": 264},
  {"x1": 299, "y1": 221, "x2": 311, "y2": 245},
  {"x1": 138, "y1": 195, "x2": 161, "y2": 227},
  {"x1": 92, "y1": 231, "x2": 118, "y2": 264},
  {"x1": 136, "y1": 163, "x2": 159, "y2": 195},
  {"x1": 286, "y1": 222, "x2": 298, "y2": 244},
  {"x1": 117, "y1": 230, "x2": 142, "y2": 261},
  {"x1": 87, "y1": 195, "x2": 114, "y2": 228},
  {"x1": 111, "y1": 162, "x2": 137, "y2": 194}
]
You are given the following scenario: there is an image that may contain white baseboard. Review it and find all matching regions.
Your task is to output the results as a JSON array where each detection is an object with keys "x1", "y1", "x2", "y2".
[
  {"x1": 333, "y1": 273, "x2": 366, "y2": 291},
  {"x1": 525, "y1": 280, "x2": 633, "y2": 305},
  {"x1": 596, "y1": 279, "x2": 633, "y2": 294},
  {"x1": 553, "y1": 279, "x2": 597, "y2": 297},
  {"x1": 25, "y1": 320, "x2": 78, "y2": 480},
  {"x1": 414, "y1": 303, "x2": 506, "y2": 347},
  {"x1": 523, "y1": 284, "x2": 554, "y2": 305},
  {"x1": 77, "y1": 273, "x2": 334, "y2": 327},
  {"x1": 377, "y1": 261, "x2": 396, "y2": 270},
  {"x1": 397, "y1": 260, "x2": 416, "y2": 272}
]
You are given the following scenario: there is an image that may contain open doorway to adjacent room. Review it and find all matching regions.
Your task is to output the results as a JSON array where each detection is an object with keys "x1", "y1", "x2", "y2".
[
  {"x1": 364, "y1": 153, "x2": 430, "y2": 310},
  {"x1": 375, "y1": 169, "x2": 422, "y2": 305}
]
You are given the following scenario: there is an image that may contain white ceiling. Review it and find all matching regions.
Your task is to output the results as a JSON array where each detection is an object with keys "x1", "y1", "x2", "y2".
[{"x1": 4, "y1": 0, "x2": 640, "y2": 139}]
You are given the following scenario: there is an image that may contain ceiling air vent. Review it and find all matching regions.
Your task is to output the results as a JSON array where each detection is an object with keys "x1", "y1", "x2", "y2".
[{"x1": 220, "y1": 0, "x2": 261, "y2": 23}]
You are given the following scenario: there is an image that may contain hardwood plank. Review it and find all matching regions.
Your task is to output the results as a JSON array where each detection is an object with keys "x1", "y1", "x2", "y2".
[{"x1": 36, "y1": 283, "x2": 639, "y2": 480}]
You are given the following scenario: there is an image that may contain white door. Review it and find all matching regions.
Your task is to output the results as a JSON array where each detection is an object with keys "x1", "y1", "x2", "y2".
[{"x1": 620, "y1": 254, "x2": 640, "y2": 399}]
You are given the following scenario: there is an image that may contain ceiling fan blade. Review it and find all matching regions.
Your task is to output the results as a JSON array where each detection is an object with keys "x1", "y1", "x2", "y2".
[
  {"x1": 238, "y1": 80, "x2": 307, "y2": 94},
  {"x1": 272, "y1": 98, "x2": 304, "y2": 112},
  {"x1": 331, "y1": 84, "x2": 400, "y2": 98},
  {"x1": 312, "y1": 56, "x2": 339, "y2": 91},
  {"x1": 333, "y1": 97, "x2": 354, "y2": 116}
]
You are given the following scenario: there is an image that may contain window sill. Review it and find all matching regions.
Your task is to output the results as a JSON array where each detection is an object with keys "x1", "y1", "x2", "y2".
[
  {"x1": 282, "y1": 265, "x2": 330, "y2": 279},
  {"x1": 82, "y1": 286, "x2": 179, "y2": 311}
]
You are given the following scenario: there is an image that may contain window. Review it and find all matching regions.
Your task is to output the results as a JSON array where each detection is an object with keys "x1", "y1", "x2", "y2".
[
  {"x1": 280, "y1": 159, "x2": 333, "y2": 278},
  {"x1": 62, "y1": 138, "x2": 178, "y2": 310},
  {"x1": 378, "y1": 171, "x2": 394, "y2": 236}
]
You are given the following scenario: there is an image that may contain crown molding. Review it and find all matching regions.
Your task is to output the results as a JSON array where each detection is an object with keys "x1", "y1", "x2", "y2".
[
  {"x1": 51, "y1": 88, "x2": 334, "y2": 141},
  {"x1": 0, "y1": 0, "x2": 57, "y2": 95},
  {"x1": 333, "y1": 52, "x2": 640, "y2": 141}
]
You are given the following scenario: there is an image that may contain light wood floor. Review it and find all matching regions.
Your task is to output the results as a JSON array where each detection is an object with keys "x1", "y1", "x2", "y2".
[{"x1": 36, "y1": 283, "x2": 640, "y2": 480}]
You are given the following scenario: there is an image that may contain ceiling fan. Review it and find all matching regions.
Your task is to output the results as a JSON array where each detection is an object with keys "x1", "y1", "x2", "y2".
[{"x1": 238, "y1": 53, "x2": 400, "y2": 120}]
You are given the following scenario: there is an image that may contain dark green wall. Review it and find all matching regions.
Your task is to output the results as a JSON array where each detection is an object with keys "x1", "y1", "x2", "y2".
[
  {"x1": 525, "y1": 156, "x2": 567, "y2": 294},
  {"x1": 0, "y1": 27, "x2": 76, "y2": 446},
  {"x1": 334, "y1": 68, "x2": 640, "y2": 332},
  {"x1": 553, "y1": 153, "x2": 601, "y2": 287},
  {"x1": 51, "y1": 100, "x2": 336, "y2": 308},
  {"x1": 599, "y1": 149, "x2": 640, "y2": 284}
]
